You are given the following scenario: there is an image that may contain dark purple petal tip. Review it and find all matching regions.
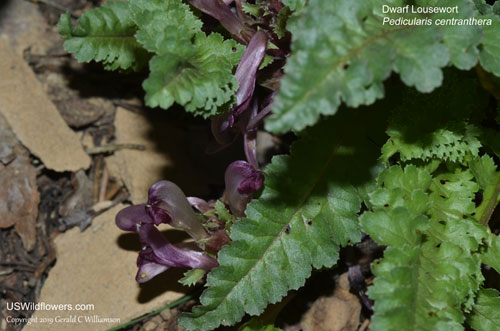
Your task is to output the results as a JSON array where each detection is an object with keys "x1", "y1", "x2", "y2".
[
  {"x1": 238, "y1": 172, "x2": 264, "y2": 195},
  {"x1": 115, "y1": 204, "x2": 153, "y2": 232},
  {"x1": 224, "y1": 161, "x2": 264, "y2": 217}
]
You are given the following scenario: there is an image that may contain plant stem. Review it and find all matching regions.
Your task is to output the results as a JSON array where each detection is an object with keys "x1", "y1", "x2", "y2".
[
  {"x1": 107, "y1": 294, "x2": 193, "y2": 331},
  {"x1": 479, "y1": 175, "x2": 500, "y2": 226}
]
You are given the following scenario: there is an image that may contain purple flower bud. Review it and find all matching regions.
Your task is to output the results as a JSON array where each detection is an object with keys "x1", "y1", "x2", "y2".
[
  {"x1": 233, "y1": 31, "x2": 267, "y2": 117},
  {"x1": 135, "y1": 224, "x2": 218, "y2": 283},
  {"x1": 147, "y1": 181, "x2": 209, "y2": 242},
  {"x1": 223, "y1": 161, "x2": 264, "y2": 217}
]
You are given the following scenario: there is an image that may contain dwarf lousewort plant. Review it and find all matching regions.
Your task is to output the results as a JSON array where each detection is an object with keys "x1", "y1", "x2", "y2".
[{"x1": 62, "y1": 0, "x2": 500, "y2": 330}]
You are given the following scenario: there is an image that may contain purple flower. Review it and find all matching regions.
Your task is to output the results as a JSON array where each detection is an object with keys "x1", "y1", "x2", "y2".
[
  {"x1": 116, "y1": 181, "x2": 223, "y2": 283},
  {"x1": 146, "y1": 180, "x2": 209, "y2": 242},
  {"x1": 223, "y1": 161, "x2": 264, "y2": 217},
  {"x1": 116, "y1": 206, "x2": 218, "y2": 283}
]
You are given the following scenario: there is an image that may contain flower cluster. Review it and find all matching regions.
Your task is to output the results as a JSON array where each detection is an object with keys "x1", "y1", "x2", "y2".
[{"x1": 116, "y1": 161, "x2": 263, "y2": 283}]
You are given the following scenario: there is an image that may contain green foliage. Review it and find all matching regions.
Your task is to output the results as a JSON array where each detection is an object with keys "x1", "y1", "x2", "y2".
[
  {"x1": 282, "y1": 0, "x2": 307, "y2": 12},
  {"x1": 179, "y1": 108, "x2": 386, "y2": 330},
  {"x1": 239, "y1": 321, "x2": 281, "y2": 331},
  {"x1": 470, "y1": 155, "x2": 500, "y2": 224},
  {"x1": 467, "y1": 289, "x2": 500, "y2": 331},
  {"x1": 128, "y1": 0, "x2": 202, "y2": 54},
  {"x1": 58, "y1": 1, "x2": 149, "y2": 71},
  {"x1": 59, "y1": 0, "x2": 243, "y2": 118},
  {"x1": 265, "y1": 0, "x2": 500, "y2": 134},
  {"x1": 179, "y1": 269, "x2": 207, "y2": 287},
  {"x1": 481, "y1": 233, "x2": 500, "y2": 275},
  {"x1": 380, "y1": 70, "x2": 489, "y2": 164},
  {"x1": 143, "y1": 33, "x2": 242, "y2": 117},
  {"x1": 479, "y1": 14, "x2": 500, "y2": 77},
  {"x1": 129, "y1": 0, "x2": 243, "y2": 117},
  {"x1": 360, "y1": 165, "x2": 488, "y2": 330}
]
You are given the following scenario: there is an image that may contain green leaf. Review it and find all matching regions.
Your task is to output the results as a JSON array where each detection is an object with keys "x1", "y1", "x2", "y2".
[
  {"x1": 282, "y1": 0, "x2": 306, "y2": 12},
  {"x1": 129, "y1": 0, "x2": 202, "y2": 54},
  {"x1": 179, "y1": 269, "x2": 207, "y2": 287},
  {"x1": 361, "y1": 165, "x2": 487, "y2": 330},
  {"x1": 58, "y1": 1, "x2": 149, "y2": 71},
  {"x1": 214, "y1": 200, "x2": 236, "y2": 230},
  {"x1": 380, "y1": 69, "x2": 488, "y2": 164},
  {"x1": 127, "y1": 0, "x2": 243, "y2": 117},
  {"x1": 143, "y1": 33, "x2": 241, "y2": 117},
  {"x1": 479, "y1": 14, "x2": 500, "y2": 77},
  {"x1": 265, "y1": 0, "x2": 498, "y2": 134},
  {"x1": 470, "y1": 155, "x2": 500, "y2": 225},
  {"x1": 240, "y1": 321, "x2": 281, "y2": 331},
  {"x1": 179, "y1": 108, "x2": 386, "y2": 330},
  {"x1": 467, "y1": 289, "x2": 500, "y2": 331},
  {"x1": 429, "y1": 169, "x2": 479, "y2": 222},
  {"x1": 481, "y1": 233, "x2": 500, "y2": 275}
]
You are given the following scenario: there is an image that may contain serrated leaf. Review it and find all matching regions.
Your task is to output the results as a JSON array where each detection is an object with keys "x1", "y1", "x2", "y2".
[
  {"x1": 179, "y1": 108, "x2": 386, "y2": 330},
  {"x1": 467, "y1": 289, "x2": 500, "y2": 331},
  {"x1": 127, "y1": 0, "x2": 243, "y2": 117},
  {"x1": 58, "y1": 1, "x2": 149, "y2": 71},
  {"x1": 214, "y1": 200, "x2": 236, "y2": 228},
  {"x1": 362, "y1": 165, "x2": 486, "y2": 330},
  {"x1": 429, "y1": 169, "x2": 479, "y2": 221},
  {"x1": 179, "y1": 269, "x2": 206, "y2": 287},
  {"x1": 265, "y1": 0, "x2": 498, "y2": 134},
  {"x1": 143, "y1": 33, "x2": 241, "y2": 117},
  {"x1": 129, "y1": 0, "x2": 202, "y2": 54},
  {"x1": 380, "y1": 69, "x2": 488, "y2": 164},
  {"x1": 481, "y1": 232, "x2": 500, "y2": 274}
]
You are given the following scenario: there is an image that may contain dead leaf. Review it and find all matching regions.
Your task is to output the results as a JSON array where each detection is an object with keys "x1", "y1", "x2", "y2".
[
  {"x1": 25, "y1": 204, "x2": 187, "y2": 331},
  {"x1": 107, "y1": 107, "x2": 209, "y2": 204},
  {"x1": 301, "y1": 273, "x2": 361, "y2": 331},
  {"x1": 58, "y1": 170, "x2": 94, "y2": 229},
  {"x1": 43, "y1": 72, "x2": 111, "y2": 128},
  {"x1": 0, "y1": 39, "x2": 91, "y2": 172},
  {"x1": 0, "y1": 0, "x2": 53, "y2": 55},
  {"x1": 0, "y1": 113, "x2": 21, "y2": 165},
  {"x1": 0, "y1": 155, "x2": 39, "y2": 251}
]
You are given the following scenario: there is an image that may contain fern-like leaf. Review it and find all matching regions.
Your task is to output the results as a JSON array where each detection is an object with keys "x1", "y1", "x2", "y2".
[
  {"x1": 128, "y1": 0, "x2": 243, "y2": 117},
  {"x1": 265, "y1": 0, "x2": 500, "y2": 134},
  {"x1": 128, "y1": 0, "x2": 202, "y2": 54},
  {"x1": 143, "y1": 33, "x2": 241, "y2": 117},
  {"x1": 482, "y1": 232, "x2": 500, "y2": 275},
  {"x1": 467, "y1": 289, "x2": 500, "y2": 331},
  {"x1": 179, "y1": 108, "x2": 386, "y2": 330},
  {"x1": 360, "y1": 165, "x2": 487, "y2": 330},
  {"x1": 380, "y1": 69, "x2": 489, "y2": 164},
  {"x1": 58, "y1": 1, "x2": 149, "y2": 71}
]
